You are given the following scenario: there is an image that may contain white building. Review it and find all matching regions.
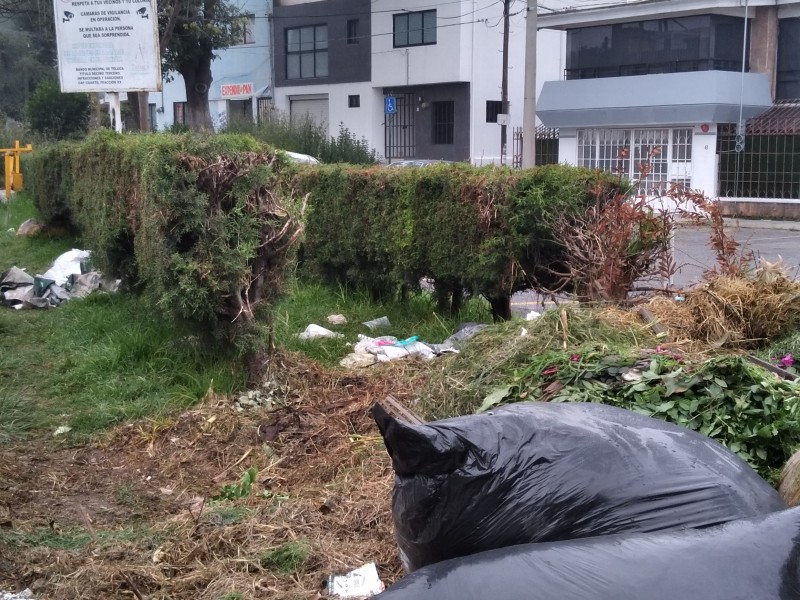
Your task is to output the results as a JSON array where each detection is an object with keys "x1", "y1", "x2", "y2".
[
  {"x1": 536, "y1": 0, "x2": 800, "y2": 209},
  {"x1": 153, "y1": 0, "x2": 274, "y2": 130},
  {"x1": 271, "y1": 0, "x2": 528, "y2": 164}
]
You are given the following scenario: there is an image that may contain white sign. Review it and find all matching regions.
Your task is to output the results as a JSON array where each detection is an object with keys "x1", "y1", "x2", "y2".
[
  {"x1": 53, "y1": 0, "x2": 161, "y2": 92},
  {"x1": 221, "y1": 82, "x2": 254, "y2": 98}
]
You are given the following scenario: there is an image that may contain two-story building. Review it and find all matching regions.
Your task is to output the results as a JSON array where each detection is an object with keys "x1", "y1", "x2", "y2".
[
  {"x1": 272, "y1": 0, "x2": 528, "y2": 164},
  {"x1": 537, "y1": 0, "x2": 800, "y2": 213},
  {"x1": 153, "y1": 0, "x2": 274, "y2": 130}
]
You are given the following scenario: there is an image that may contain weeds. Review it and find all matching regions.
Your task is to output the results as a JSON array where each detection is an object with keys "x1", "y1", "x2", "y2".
[
  {"x1": 259, "y1": 539, "x2": 311, "y2": 575},
  {"x1": 213, "y1": 467, "x2": 258, "y2": 501}
]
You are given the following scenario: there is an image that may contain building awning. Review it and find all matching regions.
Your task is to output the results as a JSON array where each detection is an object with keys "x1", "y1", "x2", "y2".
[
  {"x1": 537, "y1": 71, "x2": 773, "y2": 128},
  {"x1": 745, "y1": 100, "x2": 800, "y2": 135}
]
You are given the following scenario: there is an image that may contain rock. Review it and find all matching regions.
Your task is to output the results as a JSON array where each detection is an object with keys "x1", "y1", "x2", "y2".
[{"x1": 16, "y1": 219, "x2": 44, "y2": 237}]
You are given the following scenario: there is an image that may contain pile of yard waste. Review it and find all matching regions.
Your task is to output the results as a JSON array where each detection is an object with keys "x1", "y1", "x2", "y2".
[{"x1": 4, "y1": 273, "x2": 800, "y2": 599}]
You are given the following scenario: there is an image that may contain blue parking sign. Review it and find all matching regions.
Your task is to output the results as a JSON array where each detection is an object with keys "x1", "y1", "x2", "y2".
[{"x1": 385, "y1": 96, "x2": 397, "y2": 114}]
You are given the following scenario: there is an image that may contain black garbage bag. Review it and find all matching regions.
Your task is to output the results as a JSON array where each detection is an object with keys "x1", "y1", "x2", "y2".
[
  {"x1": 373, "y1": 401, "x2": 786, "y2": 572},
  {"x1": 375, "y1": 506, "x2": 800, "y2": 600}
]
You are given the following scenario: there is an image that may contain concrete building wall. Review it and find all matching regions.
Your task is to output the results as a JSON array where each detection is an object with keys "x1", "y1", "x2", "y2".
[{"x1": 273, "y1": 0, "x2": 371, "y2": 88}]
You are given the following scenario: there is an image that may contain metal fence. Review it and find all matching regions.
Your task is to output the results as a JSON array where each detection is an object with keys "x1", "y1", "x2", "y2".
[
  {"x1": 512, "y1": 126, "x2": 560, "y2": 168},
  {"x1": 718, "y1": 128, "x2": 800, "y2": 200}
]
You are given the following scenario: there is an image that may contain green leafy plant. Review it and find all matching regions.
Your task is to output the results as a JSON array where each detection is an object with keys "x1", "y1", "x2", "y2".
[
  {"x1": 213, "y1": 467, "x2": 258, "y2": 501},
  {"x1": 482, "y1": 349, "x2": 800, "y2": 480}
]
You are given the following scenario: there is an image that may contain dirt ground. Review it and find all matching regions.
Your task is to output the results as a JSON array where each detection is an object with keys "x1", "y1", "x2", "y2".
[{"x1": 0, "y1": 352, "x2": 426, "y2": 599}]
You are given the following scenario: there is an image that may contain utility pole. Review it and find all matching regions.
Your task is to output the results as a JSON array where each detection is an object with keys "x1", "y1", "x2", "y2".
[
  {"x1": 500, "y1": 0, "x2": 510, "y2": 165},
  {"x1": 522, "y1": 0, "x2": 537, "y2": 167}
]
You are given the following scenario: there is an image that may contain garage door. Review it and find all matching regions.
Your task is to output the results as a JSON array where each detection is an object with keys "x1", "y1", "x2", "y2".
[{"x1": 290, "y1": 96, "x2": 329, "y2": 129}]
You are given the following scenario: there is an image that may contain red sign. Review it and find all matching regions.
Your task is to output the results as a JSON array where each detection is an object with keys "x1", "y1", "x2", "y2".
[{"x1": 221, "y1": 82, "x2": 254, "y2": 98}]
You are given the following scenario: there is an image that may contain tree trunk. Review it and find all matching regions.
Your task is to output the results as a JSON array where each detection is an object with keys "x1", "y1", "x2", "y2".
[
  {"x1": 488, "y1": 295, "x2": 512, "y2": 322},
  {"x1": 127, "y1": 91, "x2": 150, "y2": 132},
  {"x1": 179, "y1": 55, "x2": 214, "y2": 132}
]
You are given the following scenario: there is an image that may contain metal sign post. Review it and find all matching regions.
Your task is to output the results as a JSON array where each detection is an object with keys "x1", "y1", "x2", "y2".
[{"x1": 385, "y1": 96, "x2": 396, "y2": 164}]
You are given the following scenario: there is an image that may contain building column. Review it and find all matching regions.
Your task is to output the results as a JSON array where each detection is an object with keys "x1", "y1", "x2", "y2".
[{"x1": 750, "y1": 5, "x2": 779, "y2": 100}]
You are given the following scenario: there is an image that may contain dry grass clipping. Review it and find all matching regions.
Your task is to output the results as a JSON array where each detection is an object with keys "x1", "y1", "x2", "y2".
[
  {"x1": 0, "y1": 351, "x2": 427, "y2": 600},
  {"x1": 647, "y1": 275, "x2": 800, "y2": 348}
]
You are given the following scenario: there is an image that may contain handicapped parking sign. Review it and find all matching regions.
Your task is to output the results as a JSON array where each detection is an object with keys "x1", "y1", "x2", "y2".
[{"x1": 385, "y1": 96, "x2": 397, "y2": 114}]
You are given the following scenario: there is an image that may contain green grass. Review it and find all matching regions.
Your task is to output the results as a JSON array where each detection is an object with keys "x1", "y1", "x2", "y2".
[
  {"x1": 1, "y1": 192, "x2": 76, "y2": 274},
  {"x1": 273, "y1": 281, "x2": 492, "y2": 367},
  {"x1": 0, "y1": 524, "x2": 168, "y2": 551},
  {"x1": 259, "y1": 539, "x2": 311, "y2": 575},
  {"x1": 0, "y1": 291, "x2": 245, "y2": 442},
  {"x1": 0, "y1": 193, "x2": 495, "y2": 442}
]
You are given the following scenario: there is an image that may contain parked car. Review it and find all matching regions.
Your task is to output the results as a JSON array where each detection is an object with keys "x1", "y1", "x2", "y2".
[
  {"x1": 386, "y1": 159, "x2": 453, "y2": 168},
  {"x1": 283, "y1": 151, "x2": 320, "y2": 165}
]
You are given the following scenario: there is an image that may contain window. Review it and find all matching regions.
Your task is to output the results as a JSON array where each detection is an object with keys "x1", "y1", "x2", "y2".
[
  {"x1": 577, "y1": 128, "x2": 693, "y2": 194},
  {"x1": 565, "y1": 15, "x2": 746, "y2": 79},
  {"x1": 347, "y1": 19, "x2": 359, "y2": 44},
  {"x1": 348, "y1": 94, "x2": 360, "y2": 108},
  {"x1": 148, "y1": 103, "x2": 157, "y2": 131},
  {"x1": 394, "y1": 10, "x2": 436, "y2": 48},
  {"x1": 432, "y1": 101, "x2": 454, "y2": 145},
  {"x1": 777, "y1": 18, "x2": 800, "y2": 100},
  {"x1": 286, "y1": 25, "x2": 328, "y2": 80},
  {"x1": 235, "y1": 14, "x2": 256, "y2": 45},
  {"x1": 486, "y1": 100, "x2": 502, "y2": 123},
  {"x1": 173, "y1": 102, "x2": 186, "y2": 125}
]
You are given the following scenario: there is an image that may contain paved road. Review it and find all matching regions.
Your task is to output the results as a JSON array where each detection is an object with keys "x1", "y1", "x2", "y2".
[
  {"x1": 511, "y1": 220, "x2": 800, "y2": 314},
  {"x1": 672, "y1": 223, "x2": 800, "y2": 287}
]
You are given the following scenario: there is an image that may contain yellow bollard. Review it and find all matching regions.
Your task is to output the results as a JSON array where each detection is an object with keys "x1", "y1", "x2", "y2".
[
  {"x1": 3, "y1": 153, "x2": 12, "y2": 199},
  {"x1": 0, "y1": 140, "x2": 32, "y2": 197}
]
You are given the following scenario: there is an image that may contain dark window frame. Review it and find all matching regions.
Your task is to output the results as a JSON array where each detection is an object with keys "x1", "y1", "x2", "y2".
[
  {"x1": 173, "y1": 102, "x2": 186, "y2": 125},
  {"x1": 393, "y1": 10, "x2": 437, "y2": 48},
  {"x1": 347, "y1": 19, "x2": 359, "y2": 44},
  {"x1": 486, "y1": 100, "x2": 502, "y2": 123},
  {"x1": 348, "y1": 94, "x2": 360, "y2": 108},
  {"x1": 234, "y1": 14, "x2": 256, "y2": 45},
  {"x1": 432, "y1": 100, "x2": 454, "y2": 145},
  {"x1": 285, "y1": 24, "x2": 329, "y2": 80},
  {"x1": 777, "y1": 17, "x2": 800, "y2": 100}
]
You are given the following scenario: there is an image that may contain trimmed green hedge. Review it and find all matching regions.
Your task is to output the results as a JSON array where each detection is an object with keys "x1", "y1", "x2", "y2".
[
  {"x1": 24, "y1": 131, "x2": 304, "y2": 374},
  {"x1": 295, "y1": 163, "x2": 622, "y2": 316}
]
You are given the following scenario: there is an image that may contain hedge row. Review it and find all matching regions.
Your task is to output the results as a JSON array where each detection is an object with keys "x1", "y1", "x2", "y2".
[
  {"x1": 293, "y1": 163, "x2": 621, "y2": 317},
  {"x1": 24, "y1": 131, "x2": 304, "y2": 378}
]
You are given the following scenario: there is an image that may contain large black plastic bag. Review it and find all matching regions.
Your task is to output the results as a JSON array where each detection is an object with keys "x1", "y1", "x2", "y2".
[
  {"x1": 375, "y1": 506, "x2": 800, "y2": 600},
  {"x1": 373, "y1": 401, "x2": 786, "y2": 572}
]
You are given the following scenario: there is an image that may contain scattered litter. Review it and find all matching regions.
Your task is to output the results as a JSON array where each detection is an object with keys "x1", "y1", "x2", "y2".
[
  {"x1": 525, "y1": 310, "x2": 541, "y2": 320},
  {"x1": 1, "y1": 249, "x2": 118, "y2": 310},
  {"x1": 362, "y1": 316, "x2": 391, "y2": 330},
  {"x1": 15, "y1": 218, "x2": 43, "y2": 237},
  {"x1": 674, "y1": 294, "x2": 686, "y2": 302},
  {"x1": 0, "y1": 589, "x2": 34, "y2": 600},
  {"x1": 327, "y1": 562, "x2": 384, "y2": 598},
  {"x1": 234, "y1": 381, "x2": 287, "y2": 412},
  {"x1": 327, "y1": 314, "x2": 348, "y2": 325},
  {"x1": 339, "y1": 353, "x2": 378, "y2": 368},
  {"x1": 53, "y1": 426, "x2": 72, "y2": 437},
  {"x1": 426, "y1": 323, "x2": 487, "y2": 353},
  {"x1": 297, "y1": 324, "x2": 345, "y2": 340},
  {"x1": 152, "y1": 547, "x2": 166, "y2": 564},
  {"x1": 345, "y1": 334, "x2": 437, "y2": 364},
  {"x1": 520, "y1": 327, "x2": 528, "y2": 337},
  {"x1": 42, "y1": 249, "x2": 91, "y2": 286}
]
